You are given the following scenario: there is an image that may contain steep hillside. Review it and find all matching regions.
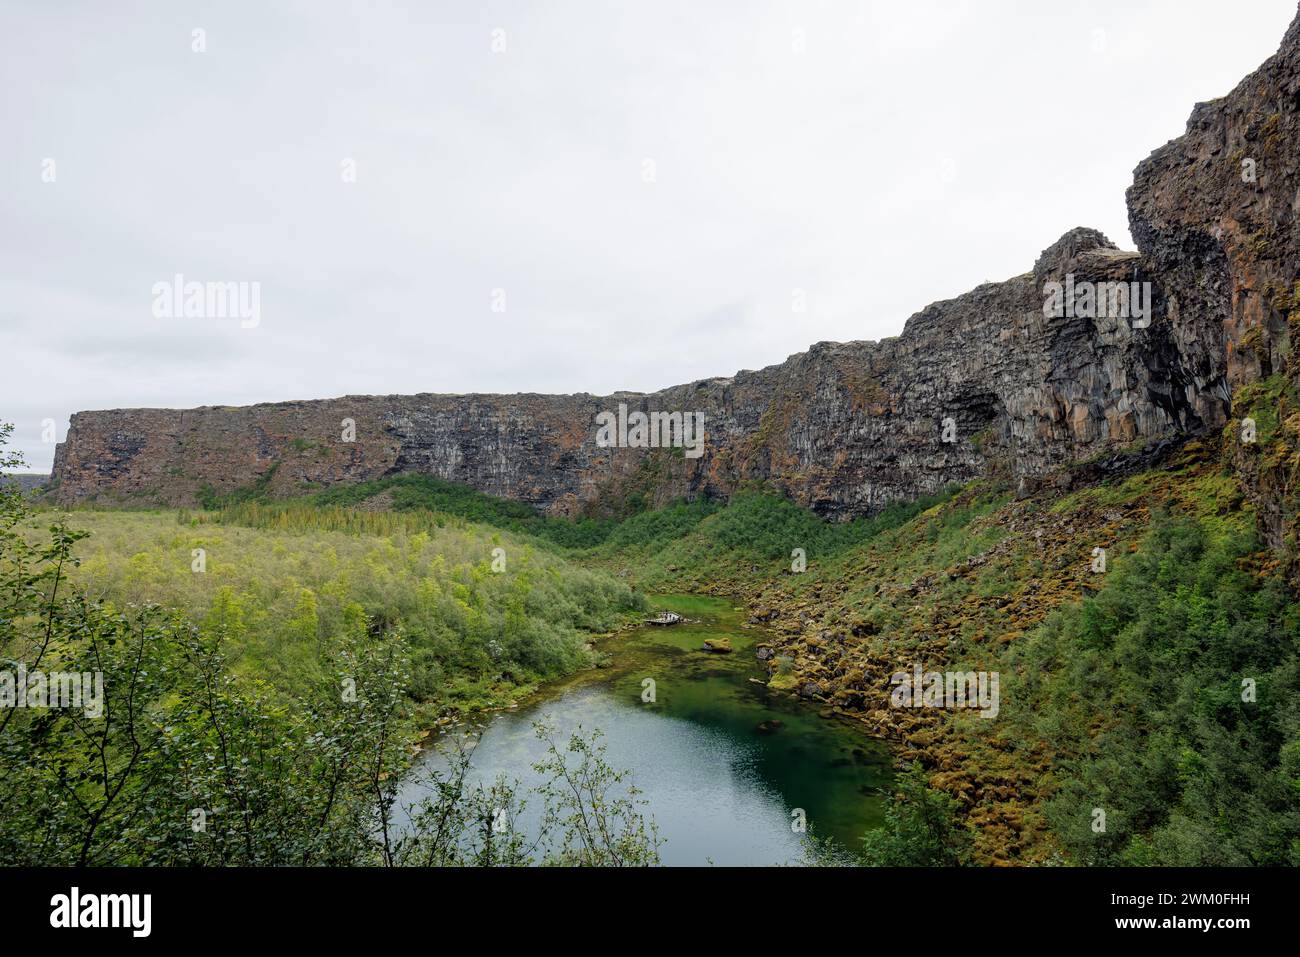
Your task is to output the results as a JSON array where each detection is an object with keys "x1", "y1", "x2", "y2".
[
  {"x1": 1127, "y1": 10, "x2": 1300, "y2": 570},
  {"x1": 590, "y1": 435, "x2": 1300, "y2": 864}
]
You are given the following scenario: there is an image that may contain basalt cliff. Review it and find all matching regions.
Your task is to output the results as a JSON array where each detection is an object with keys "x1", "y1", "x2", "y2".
[{"x1": 50, "y1": 10, "x2": 1300, "y2": 559}]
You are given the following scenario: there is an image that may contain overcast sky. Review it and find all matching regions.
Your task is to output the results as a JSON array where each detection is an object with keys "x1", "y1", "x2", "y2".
[{"x1": 3, "y1": 0, "x2": 1297, "y2": 472}]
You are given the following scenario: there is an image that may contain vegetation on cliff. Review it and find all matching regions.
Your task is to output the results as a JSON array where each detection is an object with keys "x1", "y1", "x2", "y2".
[
  {"x1": 602, "y1": 440, "x2": 1300, "y2": 865},
  {"x1": 1014, "y1": 511, "x2": 1300, "y2": 864}
]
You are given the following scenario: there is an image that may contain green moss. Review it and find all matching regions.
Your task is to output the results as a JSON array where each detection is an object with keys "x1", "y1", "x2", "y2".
[
  {"x1": 1231, "y1": 374, "x2": 1291, "y2": 446},
  {"x1": 1049, "y1": 469, "x2": 1164, "y2": 514}
]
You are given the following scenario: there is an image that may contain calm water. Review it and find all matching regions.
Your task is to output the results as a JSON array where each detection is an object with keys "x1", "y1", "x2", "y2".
[{"x1": 396, "y1": 595, "x2": 891, "y2": 865}]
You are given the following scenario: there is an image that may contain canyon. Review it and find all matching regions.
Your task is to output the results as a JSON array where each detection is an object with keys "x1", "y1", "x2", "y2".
[{"x1": 49, "y1": 11, "x2": 1300, "y2": 561}]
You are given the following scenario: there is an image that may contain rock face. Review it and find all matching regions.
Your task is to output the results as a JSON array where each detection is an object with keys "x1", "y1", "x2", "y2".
[
  {"x1": 1127, "y1": 8, "x2": 1300, "y2": 554},
  {"x1": 49, "y1": 8, "x2": 1300, "y2": 533},
  {"x1": 1128, "y1": 12, "x2": 1300, "y2": 398},
  {"x1": 47, "y1": 232, "x2": 1194, "y2": 517}
]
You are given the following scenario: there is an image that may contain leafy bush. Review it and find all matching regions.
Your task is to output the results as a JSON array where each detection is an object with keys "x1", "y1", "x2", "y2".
[
  {"x1": 859, "y1": 763, "x2": 972, "y2": 866},
  {"x1": 60, "y1": 510, "x2": 643, "y2": 713},
  {"x1": 1009, "y1": 510, "x2": 1300, "y2": 865}
]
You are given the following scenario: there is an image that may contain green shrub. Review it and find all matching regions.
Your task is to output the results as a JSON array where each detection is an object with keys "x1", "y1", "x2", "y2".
[{"x1": 1008, "y1": 510, "x2": 1300, "y2": 865}]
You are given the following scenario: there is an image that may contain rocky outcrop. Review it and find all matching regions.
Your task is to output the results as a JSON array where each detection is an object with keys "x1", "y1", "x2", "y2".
[
  {"x1": 1128, "y1": 13, "x2": 1300, "y2": 396},
  {"x1": 1128, "y1": 7, "x2": 1300, "y2": 557},
  {"x1": 48, "y1": 229, "x2": 1197, "y2": 517},
  {"x1": 50, "y1": 8, "x2": 1300, "y2": 538}
]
